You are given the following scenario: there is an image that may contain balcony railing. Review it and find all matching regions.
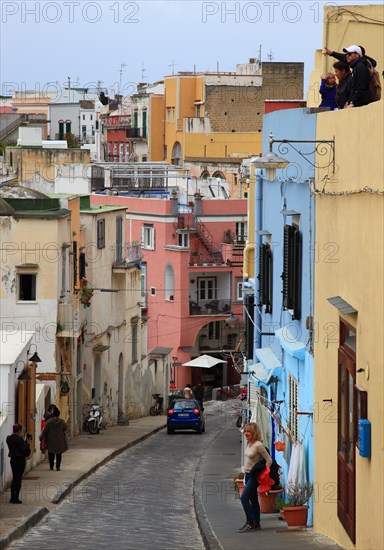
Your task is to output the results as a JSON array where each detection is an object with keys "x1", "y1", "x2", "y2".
[
  {"x1": 189, "y1": 251, "x2": 225, "y2": 266},
  {"x1": 57, "y1": 302, "x2": 80, "y2": 336},
  {"x1": 113, "y1": 241, "x2": 143, "y2": 268},
  {"x1": 189, "y1": 299, "x2": 231, "y2": 316},
  {"x1": 126, "y1": 127, "x2": 147, "y2": 138}
]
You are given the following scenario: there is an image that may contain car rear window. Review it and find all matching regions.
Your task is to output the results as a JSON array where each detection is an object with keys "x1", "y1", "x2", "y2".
[{"x1": 173, "y1": 400, "x2": 196, "y2": 410}]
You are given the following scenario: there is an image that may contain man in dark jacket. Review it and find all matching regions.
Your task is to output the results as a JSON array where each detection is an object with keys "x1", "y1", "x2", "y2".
[
  {"x1": 342, "y1": 45, "x2": 372, "y2": 107},
  {"x1": 6, "y1": 423, "x2": 31, "y2": 504},
  {"x1": 333, "y1": 61, "x2": 352, "y2": 109}
]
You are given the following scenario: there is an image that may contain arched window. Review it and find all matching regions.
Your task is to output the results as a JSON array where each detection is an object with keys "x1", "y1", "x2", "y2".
[
  {"x1": 164, "y1": 263, "x2": 174, "y2": 301},
  {"x1": 200, "y1": 170, "x2": 210, "y2": 179},
  {"x1": 171, "y1": 141, "x2": 182, "y2": 166},
  {"x1": 212, "y1": 171, "x2": 225, "y2": 180}
]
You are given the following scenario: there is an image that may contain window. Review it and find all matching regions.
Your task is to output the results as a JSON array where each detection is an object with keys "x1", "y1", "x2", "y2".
[
  {"x1": 65, "y1": 120, "x2": 71, "y2": 134},
  {"x1": 164, "y1": 264, "x2": 175, "y2": 300},
  {"x1": 282, "y1": 224, "x2": 302, "y2": 320},
  {"x1": 236, "y1": 222, "x2": 247, "y2": 242},
  {"x1": 61, "y1": 246, "x2": 67, "y2": 296},
  {"x1": 142, "y1": 155, "x2": 147, "y2": 162},
  {"x1": 258, "y1": 243, "x2": 273, "y2": 314},
  {"x1": 142, "y1": 224, "x2": 155, "y2": 250},
  {"x1": 178, "y1": 233, "x2": 189, "y2": 248},
  {"x1": 195, "y1": 104, "x2": 201, "y2": 118},
  {"x1": 131, "y1": 323, "x2": 138, "y2": 363},
  {"x1": 288, "y1": 374, "x2": 299, "y2": 442},
  {"x1": 97, "y1": 219, "x2": 105, "y2": 249},
  {"x1": 133, "y1": 110, "x2": 138, "y2": 128},
  {"x1": 140, "y1": 263, "x2": 147, "y2": 308},
  {"x1": 82, "y1": 114, "x2": 85, "y2": 121},
  {"x1": 235, "y1": 279, "x2": 243, "y2": 301},
  {"x1": 115, "y1": 216, "x2": 123, "y2": 264},
  {"x1": 197, "y1": 277, "x2": 216, "y2": 301},
  {"x1": 58, "y1": 121, "x2": 64, "y2": 140},
  {"x1": 79, "y1": 251, "x2": 86, "y2": 279},
  {"x1": 90, "y1": 114, "x2": 93, "y2": 121},
  {"x1": 244, "y1": 294, "x2": 254, "y2": 360},
  {"x1": 167, "y1": 108, "x2": 171, "y2": 123},
  {"x1": 208, "y1": 321, "x2": 220, "y2": 340},
  {"x1": 18, "y1": 274, "x2": 36, "y2": 301},
  {"x1": 142, "y1": 110, "x2": 147, "y2": 138}
]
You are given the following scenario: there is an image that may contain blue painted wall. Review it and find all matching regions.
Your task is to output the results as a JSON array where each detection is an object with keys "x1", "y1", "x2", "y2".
[{"x1": 250, "y1": 108, "x2": 317, "y2": 524}]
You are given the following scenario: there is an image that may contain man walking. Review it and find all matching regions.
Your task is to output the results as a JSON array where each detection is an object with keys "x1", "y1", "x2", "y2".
[{"x1": 6, "y1": 424, "x2": 31, "y2": 504}]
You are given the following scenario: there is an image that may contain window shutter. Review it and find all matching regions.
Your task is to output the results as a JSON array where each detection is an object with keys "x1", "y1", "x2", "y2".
[
  {"x1": 73, "y1": 240, "x2": 78, "y2": 287},
  {"x1": 265, "y1": 244, "x2": 273, "y2": 314},
  {"x1": 141, "y1": 226, "x2": 145, "y2": 246},
  {"x1": 293, "y1": 228, "x2": 302, "y2": 320},
  {"x1": 79, "y1": 252, "x2": 86, "y2": 280},
  {"x1": 152, "y1": 228, "x2": 155, "y2": 250},
  {"x1": 282, "y1": 225, "x2": 295, "y2": 310},
  {"x1": 258, "y1": 244, "x2": 265, "y2": 306},
  {"x1": 245, "y1": 295, "x2": 254, "y2": 360}
]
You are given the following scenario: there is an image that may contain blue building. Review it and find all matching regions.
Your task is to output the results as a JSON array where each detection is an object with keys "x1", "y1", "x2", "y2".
[{"x1": 245, "y1": 108, "x2": 321, "y2": 524}]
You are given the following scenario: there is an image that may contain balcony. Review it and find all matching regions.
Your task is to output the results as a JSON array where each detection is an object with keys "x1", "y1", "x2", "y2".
[
  {"x1": 57, "y1": 302, "x2": 81, "y2": 337},
  {"x1": 113, "y1": 242, "x2": 144, "y2": 270},
  {"x1": 126, "y1": 127, "x2": 147, "y2": 139},
  {"x1": 189, "y1": 298, "x2": 231, "y2": 316}
]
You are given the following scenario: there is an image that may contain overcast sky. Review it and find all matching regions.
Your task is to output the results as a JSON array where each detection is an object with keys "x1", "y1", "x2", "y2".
[{"x1": 0, "y1": 0, "x2": 379, "y2": 97}]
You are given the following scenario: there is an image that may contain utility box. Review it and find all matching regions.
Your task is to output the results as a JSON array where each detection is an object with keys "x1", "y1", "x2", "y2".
[{"x1": 358, "y1": 419, "x2": 371, "y2": 458}]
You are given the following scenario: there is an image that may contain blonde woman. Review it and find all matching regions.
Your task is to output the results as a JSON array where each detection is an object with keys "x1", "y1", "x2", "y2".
[{"x1": 239, "y1": 422, "x2": 272, "y2": 533}]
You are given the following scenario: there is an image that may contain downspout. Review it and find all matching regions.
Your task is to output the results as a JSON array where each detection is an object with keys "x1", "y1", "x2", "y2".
[{"x1": 254, "y1": 167, "x2": 263, "y2": 351}]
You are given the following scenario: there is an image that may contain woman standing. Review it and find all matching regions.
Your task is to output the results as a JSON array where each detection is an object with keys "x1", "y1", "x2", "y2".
[
  {"x1": 239, "y1": 422, "x2": 272, "y2": 533},
  {"x1": 41, "y1": 407, "x2": 68, "y2": 471}
]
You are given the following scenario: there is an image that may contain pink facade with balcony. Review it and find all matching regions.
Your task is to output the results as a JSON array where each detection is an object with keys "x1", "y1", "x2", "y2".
[{"x1": 91, "y1": 193, "x2": 246, "y2": 392}]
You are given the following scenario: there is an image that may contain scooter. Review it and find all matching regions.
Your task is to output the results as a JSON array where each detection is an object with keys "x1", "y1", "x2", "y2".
[
  {"x1": 85, "y1": 404, "x2": 103, "y2": 434},
  {"x1": 149, "y1": 394, "x2": 163, "y2": 416}
]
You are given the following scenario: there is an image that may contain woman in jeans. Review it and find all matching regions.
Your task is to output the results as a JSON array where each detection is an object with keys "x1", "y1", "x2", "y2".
[
  {"x1": 239, "y1": 423, "x2": 272, "y2": 533},
  {"x1": 41, "y1": 406, "x2": 68, "y2": 471}
]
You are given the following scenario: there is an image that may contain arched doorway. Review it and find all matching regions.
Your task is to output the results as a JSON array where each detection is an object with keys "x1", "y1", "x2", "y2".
[{"x1": 171, "y1": 141, "x2": 182, "y2": 166}]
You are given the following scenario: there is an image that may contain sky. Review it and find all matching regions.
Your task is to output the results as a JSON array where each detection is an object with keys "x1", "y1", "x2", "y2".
[{"x1": 0, "y1": 0, "x2": 380, "y2": 98}]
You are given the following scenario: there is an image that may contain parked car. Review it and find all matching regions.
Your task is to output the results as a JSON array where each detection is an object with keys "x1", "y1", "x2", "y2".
[{"x1": 167, "y1": 398, "x2": 205, "y2": 434}]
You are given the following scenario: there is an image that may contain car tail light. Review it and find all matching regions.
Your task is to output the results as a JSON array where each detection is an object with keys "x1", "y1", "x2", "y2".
[
  {"x1": 193, "y1": 408, "x2": 200, "y2": 415},
  {"x1": 168, "y1": 409, "x2": 174, "y2": 415}
]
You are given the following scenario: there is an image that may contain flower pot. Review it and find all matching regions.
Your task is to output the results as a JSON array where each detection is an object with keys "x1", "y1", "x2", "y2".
[
  {"x1": 283, "y1": 505, "x2": 309, "y2": 527},
  {"x1": 274, "y1": 441, "x2": 286, "y2": 452},
  {"x1": 280, "y1": 509, "x2": 286, "y2": 521},
  {"x1": 258, "y1": 489, "x2": 283, "y2": 513}
]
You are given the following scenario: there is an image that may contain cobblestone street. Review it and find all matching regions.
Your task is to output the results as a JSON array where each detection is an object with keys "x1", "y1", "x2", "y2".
[{"x1": 9, "y1": 404, "x2": 229, "y2": 549}]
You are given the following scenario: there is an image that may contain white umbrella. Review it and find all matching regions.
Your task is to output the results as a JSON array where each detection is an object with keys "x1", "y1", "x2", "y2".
[{"x1": 182, "y1": 354, "x2": 226, "y2": 369}]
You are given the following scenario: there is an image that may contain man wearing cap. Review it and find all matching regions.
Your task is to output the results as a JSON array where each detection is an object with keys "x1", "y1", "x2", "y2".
[
  {"x1": 324, "y1": 45, "x2": 373, "y2": 108},
  {"x1": 342, "y1": 45, "x2": 372, "y2": 108}
]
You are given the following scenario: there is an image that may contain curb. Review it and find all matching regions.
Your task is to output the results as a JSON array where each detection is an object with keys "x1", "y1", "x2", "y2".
[
  {"x1": 53, "y1": 423, "x2": 166, "y2": 504},
  {"x1": 193, "y1": 417, "x2": 234, "y2": 550},
  {"x1": 1, "y1": 423, "x2": 166, "y2": 548},
  {"x1": 0, "y1": 507, "x2": 49, "y2": 550}
]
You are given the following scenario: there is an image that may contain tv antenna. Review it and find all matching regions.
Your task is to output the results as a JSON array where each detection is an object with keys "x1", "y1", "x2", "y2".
[
  {"x1": 141, "y1": 62, "x2": 147, "y2": 82},
  {"x1": 267, "y1": 49, "x2": 274, "y2": 61},
  {"x1": 168, "y1": 60, "x2": 180, "y2": 75},
  {"x1": 118, "y1": 63, "x2": 126, "y2": 95}
]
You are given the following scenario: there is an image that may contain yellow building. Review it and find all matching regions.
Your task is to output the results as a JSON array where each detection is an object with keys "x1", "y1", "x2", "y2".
[
  {"x1": 164, "y1": 61, "x2": 303, "y2": 197},
  {"x1": 312, "y1": 7, "x2": 384, "y2": 545}
]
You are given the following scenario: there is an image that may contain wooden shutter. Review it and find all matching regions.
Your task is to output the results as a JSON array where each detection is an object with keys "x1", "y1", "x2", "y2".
[
  {"x1": 73, "y1": 240, "x2": 78, "y2": 287},
  {"x1": 258, "y1": 243, "x2": 273, "y2": 314},
  {"x1": 293, "y1": 228, "x2": 302, "y2": 320},
  {"x1": 282, "y1": 224, "x2": 301, "y2": 319},
  {"x1": 79, "y1": 252, "x2": 86, "y2": 279},
  {"x1": 245, "y1": 295, "x2": 254, "y2": 360}
]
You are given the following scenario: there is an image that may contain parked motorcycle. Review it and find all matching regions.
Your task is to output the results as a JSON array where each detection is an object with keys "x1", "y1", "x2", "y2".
[
  {"x1": 85, "y1": 404, "x2": 103, "y2": 434},
  {"x1": 150, "y1": 394, "x2": 163, "y2": 416}
]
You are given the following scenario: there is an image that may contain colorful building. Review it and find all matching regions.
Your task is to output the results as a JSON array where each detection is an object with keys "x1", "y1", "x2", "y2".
[{"x1": 91, "y1": 192, "x2": 247, "y2": 395}]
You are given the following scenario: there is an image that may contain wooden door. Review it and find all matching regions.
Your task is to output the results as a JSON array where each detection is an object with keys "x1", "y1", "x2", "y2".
[{"x1": 337, "y1": 345, "x2": 356, "y2": 543}]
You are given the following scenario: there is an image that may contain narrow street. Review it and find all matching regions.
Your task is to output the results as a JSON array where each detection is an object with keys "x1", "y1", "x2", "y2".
[{"x1": 9, "y1": 403, "x2": 234, "y2": 550}]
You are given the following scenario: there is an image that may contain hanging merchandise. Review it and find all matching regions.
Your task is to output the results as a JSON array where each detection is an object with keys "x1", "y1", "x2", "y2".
[{"x1": 287, "y1": 442, "x2": 307, "y2": 488}]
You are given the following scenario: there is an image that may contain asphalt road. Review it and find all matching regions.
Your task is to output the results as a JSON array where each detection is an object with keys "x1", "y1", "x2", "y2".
[{"x1": 9, "y1": 402, "x2": 235, "y2": 550}]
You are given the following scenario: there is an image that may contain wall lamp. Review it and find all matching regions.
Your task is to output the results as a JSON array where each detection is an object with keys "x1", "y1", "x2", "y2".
[
  {"x1": 268, "y1": 132, "x2": 335, "y2": 173},
  {"x1": 14, "y1": 360, "x2": 31, "y2": 380},
  {"x1": 27, "y1": 344, "x2": 41, "y2": 364}
]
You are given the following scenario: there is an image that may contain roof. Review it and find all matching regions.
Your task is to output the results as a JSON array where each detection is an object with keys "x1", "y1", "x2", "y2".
[
  {"x1": 0, "y1": 331, "x2": 35, "y2": 366},
  {"x1": 149, "y1": 346, "x2": 173, "y2": 357},
  {"x1": 0, "y1": 184, "x2": 49, "y2": 199},
  {"x1": 80, "y1": 195, "x2": 127, "y2": 213}
]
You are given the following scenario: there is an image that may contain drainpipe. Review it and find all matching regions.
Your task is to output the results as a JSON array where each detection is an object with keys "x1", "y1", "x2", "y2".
[{"x1": 254, "y1": 167, "x2": 263, "y2": 351}]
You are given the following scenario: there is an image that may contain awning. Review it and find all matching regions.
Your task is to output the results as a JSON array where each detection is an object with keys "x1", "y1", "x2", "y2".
[
  {"x1": 248, "y1": 362, "x2": 269, "y2": 383},
  {"x1": 275, "y1": 326, "x2": 306, "y2": 360},
  {"x1": 255, "y1": 347, "x2": 282, "y2": 384}
]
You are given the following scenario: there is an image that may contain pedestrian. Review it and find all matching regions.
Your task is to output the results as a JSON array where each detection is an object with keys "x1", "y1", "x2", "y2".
[
  {"x1": 40, "y1": 406, "x2": 68, "y2": 471},
  {"x1": 323, "y1": 44, "x2": 377, "y2": 69},
  {"x1": 319, "y1": 72, "x2": 337, "y2": 110},
  {"x1": 40, "y1": 403, "x2": 56, "y2": 453},
  {"x1": 6, "y1": 423, "x2": 32, "y2": 504},
  {"x1": 342, "y1": 45, "x2": 373, "y2": 108},
  {"x1": 238, "y1": 422, "x2": 272, "y2": 533},
  {"x1": 193, "y1": 383, "x2": 204, "y2": 409},
  {"x1": 183, "y1": 384, "x2": 194, "y2": 399},
  {"x1": 333, "y1": 61, "x2": 352, "y2": 109}
]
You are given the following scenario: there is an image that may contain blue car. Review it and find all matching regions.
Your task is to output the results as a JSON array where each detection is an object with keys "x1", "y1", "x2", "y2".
[{"x1": 167, "y1": 398, "x2": 205, "y2": 434}]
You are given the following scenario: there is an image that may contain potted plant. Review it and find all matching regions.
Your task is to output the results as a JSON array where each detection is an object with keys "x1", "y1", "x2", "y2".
[
  {"x1": 258, "y1": 487, "x2": 284, "y2": 514},
  {"x1": 60, "y1": 379, "x2": 70, "y2": 396},
  {"x1": 276, "y1": 497, "x2": 287, "y2": 520},
  {"x1": 79, "y1": 278, "x2": 94, "y2": 308},
  {"x1": 283, "y1": 482, "x2": 314, "y2": 527},
  {"x1": 234, "y1": 472, "x2": 245, "y2": 497}
]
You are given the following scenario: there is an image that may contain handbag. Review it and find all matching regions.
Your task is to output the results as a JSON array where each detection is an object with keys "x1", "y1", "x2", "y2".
[{"x1": 40, "y1": 436, "x2": 47, "y2": 452}]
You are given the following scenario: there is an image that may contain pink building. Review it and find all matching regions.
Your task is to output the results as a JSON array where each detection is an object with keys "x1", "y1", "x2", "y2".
[{"x1": 91, "y1": 193, "x2": 246, "y2": 394}]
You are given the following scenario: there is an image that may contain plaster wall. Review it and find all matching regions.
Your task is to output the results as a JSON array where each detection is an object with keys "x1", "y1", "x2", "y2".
[{"x1": 314, "y1": 101, "x2": 384, "y2": 550}]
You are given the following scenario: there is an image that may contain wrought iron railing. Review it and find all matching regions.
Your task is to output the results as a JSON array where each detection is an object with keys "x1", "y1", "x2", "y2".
[{"x1": 189, "y1": 298, "x2": 231, "y2": 316}]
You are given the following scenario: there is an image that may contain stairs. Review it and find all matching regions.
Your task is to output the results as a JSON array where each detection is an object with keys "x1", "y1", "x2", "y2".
[{"x1": 195, "y1": 218, "x2": 224, "y2": 264}]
